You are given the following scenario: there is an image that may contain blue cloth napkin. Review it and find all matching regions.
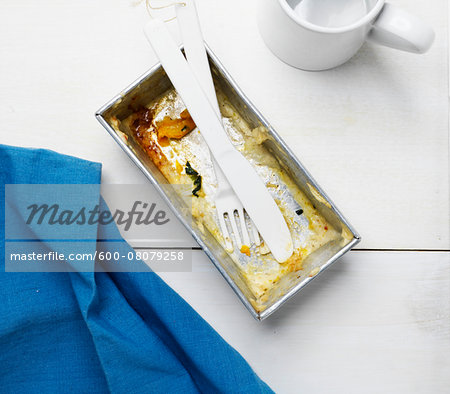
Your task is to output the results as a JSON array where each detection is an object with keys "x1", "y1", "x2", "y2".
[{"x1": 0, "y1": 144, "x2": 273, "y2": 394}]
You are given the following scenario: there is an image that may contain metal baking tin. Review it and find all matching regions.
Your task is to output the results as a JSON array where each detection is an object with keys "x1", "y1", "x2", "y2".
[{"x1": 96, "y1": 45, "x2": 361, "y2": 321}]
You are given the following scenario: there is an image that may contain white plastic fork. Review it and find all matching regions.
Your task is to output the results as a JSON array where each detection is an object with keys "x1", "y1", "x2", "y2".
[{"x1": 175, "y1": 1, "x2": 261, "y2": 253}]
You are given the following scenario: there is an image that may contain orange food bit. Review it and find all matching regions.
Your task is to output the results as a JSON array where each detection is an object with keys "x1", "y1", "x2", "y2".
[
  {"x1": 156, "y1": 109, "x2": 196, "y2": 140},
  {"x1": 240, "y1": 245, "x2": 251, "y2": 256},
  {"x1": 175, "y1": 160, "x2": 183, "y2": 174},
  {"x1": 180, "y1": 109, "x2": 190, "y2": 119},
  {"x1": 158, "y1": 136, "x2": 170, "y2": 147}
]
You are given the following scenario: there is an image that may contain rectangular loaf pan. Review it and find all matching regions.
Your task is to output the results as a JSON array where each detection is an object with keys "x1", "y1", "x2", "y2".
[{"x1": 96, "y1": 46, "x2": 360, "y2": 320}]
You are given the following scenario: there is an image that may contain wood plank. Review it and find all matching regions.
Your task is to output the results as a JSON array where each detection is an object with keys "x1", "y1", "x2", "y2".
[{"x1": 158, "y1": 250, "x2": 450, "y2": 394}]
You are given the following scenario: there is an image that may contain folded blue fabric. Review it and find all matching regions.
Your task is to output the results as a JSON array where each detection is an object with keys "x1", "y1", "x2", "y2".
[{"x1": 0, "y1": 145, "x2": 273, "y2": 394}]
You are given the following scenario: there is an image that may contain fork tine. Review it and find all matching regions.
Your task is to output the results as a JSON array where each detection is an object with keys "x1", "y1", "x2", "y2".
[
  {"x1": 229, "y1": 211, "x2": 243, "y2": 248},
  {"x1": 217, "y1": 211, "x2": 233, "y2": 252},
  {"x1": 237, "y1": 208, "x2": 251, "y2": 246}
]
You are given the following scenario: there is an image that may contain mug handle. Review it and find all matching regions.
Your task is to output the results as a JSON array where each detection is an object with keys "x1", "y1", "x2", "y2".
[{"x1": 368, "y1": 3, "x2": 435, "y2": 54}]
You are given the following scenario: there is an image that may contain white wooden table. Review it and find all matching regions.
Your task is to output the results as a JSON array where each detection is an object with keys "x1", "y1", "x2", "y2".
[{"x1": 1, "y1": 1, "x2": 449, "y2": 393}]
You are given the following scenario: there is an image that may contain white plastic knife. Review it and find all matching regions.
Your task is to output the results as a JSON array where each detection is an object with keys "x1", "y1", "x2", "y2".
[{"x1": 144, "y1": 18, "x2": 293, "y2": 262}]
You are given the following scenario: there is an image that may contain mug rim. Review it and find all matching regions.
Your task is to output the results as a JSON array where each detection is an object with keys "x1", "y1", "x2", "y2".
[{"x1": 278, "y1": 0, "x2": 385, "y2": 33}]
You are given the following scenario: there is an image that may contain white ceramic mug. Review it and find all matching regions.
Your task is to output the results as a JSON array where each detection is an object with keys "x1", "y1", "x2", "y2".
[{"x1": 257, "y1": 0, "x2": 435, "y2": 71}]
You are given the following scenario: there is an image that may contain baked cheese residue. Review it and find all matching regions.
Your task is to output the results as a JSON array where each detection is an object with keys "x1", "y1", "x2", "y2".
[{"x1": 119, "y1": 88, "x2": 348, "y2": 312}]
